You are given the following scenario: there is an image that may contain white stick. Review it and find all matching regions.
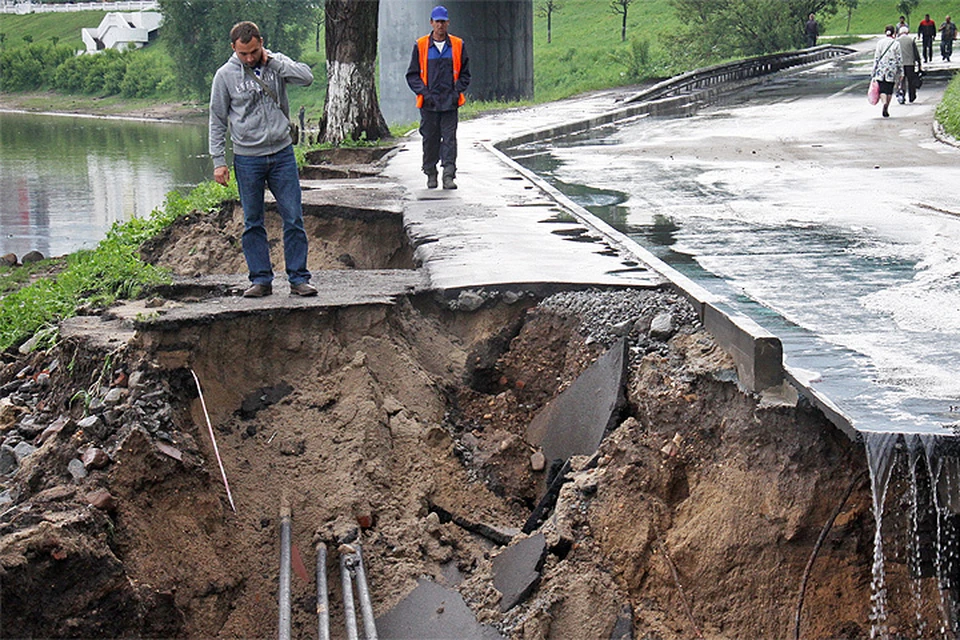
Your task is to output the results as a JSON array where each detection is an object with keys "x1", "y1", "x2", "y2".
[{"x1": 190, "y1": 369, "x2": 237, "y2": 513}]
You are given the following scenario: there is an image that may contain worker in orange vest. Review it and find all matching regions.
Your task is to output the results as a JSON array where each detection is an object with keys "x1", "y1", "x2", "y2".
[{"x1": 405, "y1": 5, "x2": 471, "y2": 190}]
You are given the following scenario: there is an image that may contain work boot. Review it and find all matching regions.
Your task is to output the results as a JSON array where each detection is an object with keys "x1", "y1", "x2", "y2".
[
  {"x1": 243, "y1": 283, "x2": 272, "y2": 298},
  {"x1": 289, "y1": 282, "x2": 318, "y2": 297},
  {"x1": 442, "y1": 174, "x2": 457, "y2": 190},
  {"x1": 426, "y1": 173, "x2": 438, "y2": 189}
]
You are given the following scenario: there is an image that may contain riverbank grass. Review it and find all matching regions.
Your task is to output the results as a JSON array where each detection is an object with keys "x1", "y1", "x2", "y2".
[{"x1": 0, "y1": 181, "x2": 238, "y2": 353}]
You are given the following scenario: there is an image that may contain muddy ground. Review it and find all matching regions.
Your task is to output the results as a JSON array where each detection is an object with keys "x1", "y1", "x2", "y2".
[{"x1": 0, "y1": 156, "x2": 946, "y2": 639}]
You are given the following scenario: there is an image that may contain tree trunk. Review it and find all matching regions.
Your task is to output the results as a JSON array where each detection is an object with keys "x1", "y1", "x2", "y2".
[{"x1": 320, "y1": 0, "x2": 390, "y2": 145}]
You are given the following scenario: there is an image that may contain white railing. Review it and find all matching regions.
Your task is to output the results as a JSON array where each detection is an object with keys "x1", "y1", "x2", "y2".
[{"x1": 1, "y1": 1, "x2": 158, "y2": 14}]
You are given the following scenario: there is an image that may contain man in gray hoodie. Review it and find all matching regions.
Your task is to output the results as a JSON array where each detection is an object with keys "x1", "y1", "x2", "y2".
[{"x1": 209, "y1": 21, "x2": 317, "y2": 298}]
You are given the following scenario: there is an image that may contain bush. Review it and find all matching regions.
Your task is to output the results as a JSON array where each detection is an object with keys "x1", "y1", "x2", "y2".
[
  {"x1": 120, "y1": 52, "x2": 175, "y2": 98},
  {"x1": 0, "y1": 42, "x2": 75, "y2": 91}
]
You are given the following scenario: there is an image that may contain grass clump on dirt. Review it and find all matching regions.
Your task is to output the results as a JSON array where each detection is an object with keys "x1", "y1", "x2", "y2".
[{"x1": 0, "y1": 180, "x2": 238, "y2": 354}]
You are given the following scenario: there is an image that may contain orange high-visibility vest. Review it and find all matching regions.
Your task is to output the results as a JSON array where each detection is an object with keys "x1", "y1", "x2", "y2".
[{"x1": 416, "y1": 34, "x2": 465, "y2": 108}]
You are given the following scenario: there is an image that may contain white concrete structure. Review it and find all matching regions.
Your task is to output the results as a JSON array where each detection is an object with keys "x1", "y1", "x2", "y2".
[{"x1": 81, "y1": 11, "x2": 161, "y2": 53}]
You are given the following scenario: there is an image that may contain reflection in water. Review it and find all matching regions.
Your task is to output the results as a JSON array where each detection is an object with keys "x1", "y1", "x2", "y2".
[{"x1": 0, "y1": 111, "x2": 209, "y2": 258}]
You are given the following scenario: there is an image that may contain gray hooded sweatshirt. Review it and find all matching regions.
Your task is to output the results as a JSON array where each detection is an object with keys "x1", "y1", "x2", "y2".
[{"x1": 208, "y1": 50, "x2": 313, "y2": 168}]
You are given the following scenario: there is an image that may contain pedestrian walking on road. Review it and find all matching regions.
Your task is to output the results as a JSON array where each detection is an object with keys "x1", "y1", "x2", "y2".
[
  {"x1": 918, "y1": 14, "x2": 937, "y2": 63},
  {"x1": 940, "y1": 16, "x2": 957, "y2": 61},
  {"x1": 896, "y1": 26, "x2": 921, "y2": 104},
  {"x1": 209, "y1": 21, "x2": 318, "y2": 298},
  {"x1": 873, "y1": 25, "x2": 903, "y2": 118},
  {"x1": 405, "y1": 5, "x2": 471, "y2": 190}
]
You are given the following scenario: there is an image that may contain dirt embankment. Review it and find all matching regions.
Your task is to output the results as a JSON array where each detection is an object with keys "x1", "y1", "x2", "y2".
[{"x1": 0, "y1": 155, "x2": 939, "y2": 639}]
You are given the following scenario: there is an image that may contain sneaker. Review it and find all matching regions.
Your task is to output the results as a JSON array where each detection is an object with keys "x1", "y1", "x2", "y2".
[
  {"x1": 289, "y1": 282, "x2": 318, "y2": 297},
  {"x1": 426, "y1": 173, "x2": 438, "y2": 189},
  {"x1": 243, "y1": 283, "x2": 272, "y2": 298},
  {"x1": 442, "y1": 174, "x2": 457, "y2": 190}
]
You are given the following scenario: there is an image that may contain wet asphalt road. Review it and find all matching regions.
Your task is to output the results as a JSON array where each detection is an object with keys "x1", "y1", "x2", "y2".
[{"x1": 515, "y1": 43, "x2": 960, "y2": 434}]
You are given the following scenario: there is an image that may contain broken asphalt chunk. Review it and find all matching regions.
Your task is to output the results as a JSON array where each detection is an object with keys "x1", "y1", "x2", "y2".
[
  {"x1": 375, "y1": 578, "x2": 503, "y2": 640},
  {"x1": 525, "y1": 337, "x2": 628, "y2": 465},
  {"x1": 493, "y1": 533, "x2": 547, "y2": 612}
]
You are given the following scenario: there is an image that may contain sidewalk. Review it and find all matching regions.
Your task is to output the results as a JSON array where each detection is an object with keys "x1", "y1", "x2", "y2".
[{"x1": 380, "y1": 92, "x2": 667, "y2": 294}]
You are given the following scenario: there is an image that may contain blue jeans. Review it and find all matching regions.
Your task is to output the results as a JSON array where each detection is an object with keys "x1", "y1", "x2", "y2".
[{"x1": 233, "y1": 146, "x2": 311, "y2": 286}]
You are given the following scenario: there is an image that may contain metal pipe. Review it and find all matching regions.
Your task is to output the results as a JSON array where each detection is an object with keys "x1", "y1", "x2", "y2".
[
  {"x1": 316, "y1": 543, "x2": 330, "y2": 640},
  {"x1": 340, "y1": 547, "x2": 359, "y2": 640},
  {"x1": 278, "y1": 501, "x2": 292, "y2": 640},
  {"x1": 353, "y1": 544, "x2": 378, "y2": 640}
]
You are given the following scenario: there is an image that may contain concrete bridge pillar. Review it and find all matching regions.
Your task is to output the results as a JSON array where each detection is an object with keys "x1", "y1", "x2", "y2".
[{"x1": 379, "y1": 0, "x2": 534, "y2": 126}]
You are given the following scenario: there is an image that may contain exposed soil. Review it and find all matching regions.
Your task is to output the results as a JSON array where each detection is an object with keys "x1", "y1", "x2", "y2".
[{"x1": 0, "y1": 160, "x2": 947, "y2": 639}]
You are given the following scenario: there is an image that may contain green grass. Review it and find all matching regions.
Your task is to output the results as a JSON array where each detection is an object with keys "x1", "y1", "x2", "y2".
[
  {"x1": 530, "y1": 0, "x2": 683, "y2": 102},
  {"x1": 0, "y1": 180, "x2": 239, "y2": 353},
  {"x1": 937, "y1": 72, "x2": 960, "y2": 137},
  {"x1": 823, "y1": 2, "x2": 960, "y2": 35},
  {"x1": 0, "y1": 10, "x2": 106, "y2": 50}
]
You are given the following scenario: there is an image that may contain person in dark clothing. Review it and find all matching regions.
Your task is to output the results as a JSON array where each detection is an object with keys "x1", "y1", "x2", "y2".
[
  {"x1": 941, "y1": 16, "x2": 957, "y2": 61},
  {"x1": 918, "y1": 14, "x2": 937, "y2": 63},
  {"x1": 804, "y1": 13, "x2": 819, "y2": 48},
  {"x1": 405, "y1": 5, "x2": 471, "y2": 190}
]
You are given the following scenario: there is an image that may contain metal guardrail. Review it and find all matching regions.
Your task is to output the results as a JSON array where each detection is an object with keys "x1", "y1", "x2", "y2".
[
  {"x1": 0, "y1": 1, "x2": 158, "y2": 14},
  {"x1": 625, "y1": 45, "x2": 856, "y2": 105}
]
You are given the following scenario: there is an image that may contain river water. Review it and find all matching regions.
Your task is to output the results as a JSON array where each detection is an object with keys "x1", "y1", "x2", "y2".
[
  {"x1": 0, "y1": 111, "x2": 209, "y2": 259},
  {"x1": 511, "y1": 54, "x2": 960, "y2": 436}
]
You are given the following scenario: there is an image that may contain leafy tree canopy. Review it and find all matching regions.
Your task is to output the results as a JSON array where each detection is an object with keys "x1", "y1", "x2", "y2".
[
  {"x1": 670, "y1": 0, "x2": 839, "y2": 62},
  {"x1": 158, "y1": 0, "x2": 320, "y2": 98}
]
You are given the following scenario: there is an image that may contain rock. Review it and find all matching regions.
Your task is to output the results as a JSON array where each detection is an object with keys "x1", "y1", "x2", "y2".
[
  {"x1": 356, "y1": 513, "x2": 375, "y2": 530},
  {"x1": 502, "y1": 290, "x2": 522, "y2": 305},
  {"x1": 456, "y1": 290, "x2": 485, "y2": 312},
  {"x1": 279, "y1": 438, "x2": 306, "y2": 456},
  {"x1": 0, "y1": 489, "x2": 12, "y2": 508},
  {"x1": 16, "y1": 417, "x2": 44, "y2": 440},
  {"x1": 530, "y1": 450, "x2": 546, "y2": 472},
  {"x1": 0, "y1": 253, "x2": 17, "y2": 267},
  {"x1": 82, "y1": 447, "x2": 110, "y2": 470},
  {"x1": 35, "y1": 372, "x2": 50, "y2": 388},
  {"x1": 77, "y1": 415, "x2": 105, "y2": 439},
  {"x1": 650, "y1": 312, "x2": 675, "y2": 339},
  {"x1": 13, "y1": 441, "x2": 36, "y2": 462},
  {"x1": 36, "y1": 416, "x2": 72, "y2": 445},
  {"x1": 67, "y1": 458, "x2": 88, "y2": 480},
  {"x1": 127, "y1": 370, "x2": 145, "y2": 389},
  {"x1": 21, "y1": 251, "x2": 44, "y2": 264},
  {"x1": 85, "y1": 489, "x2": 118, "y2": 512},
  {"x1": 612, "y1": 318, "x2": 634, "y2": 336},
  {"x1": 155, "y1": 441, "x2": 182, "y2": 461},
  {"x1": 0, "y1": 445, "x2": 17, "y2": 475},
  {"x1": 17, "y1": 334, "x2": 40, "y2": 355},
  {"x1": 103, "y1": 387, "x2": 127, "y2": 406},
  {"x1": 0, "y1": 398, "x2": 22, "y2": 430}
]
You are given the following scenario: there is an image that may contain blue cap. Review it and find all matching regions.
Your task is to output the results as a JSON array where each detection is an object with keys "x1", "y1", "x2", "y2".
[{"x1": 431, "y1": 5, "x2": 449, "y2": 21}]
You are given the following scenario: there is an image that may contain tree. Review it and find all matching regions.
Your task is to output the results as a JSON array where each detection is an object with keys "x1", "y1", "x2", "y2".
[
  {"x1": 610, "y1": 0, "x2": 635, "y2": 43},
  {"x1": 157, "y1": 0, "x2": 318, "y2": 98},
  {"x1": 537, "y1": 0, "x2": 562, "y2": 44},
  {"x1": 897, "y1": 0, "x2": 920, "y2": 26},
  {"x1": 670, "y1": 0, "x2": 839, "y2": 61},
  {"x1": 320, "y1": 0, "x2": 389, "y2": 144},
  {"x1": 839, "y1": 0, "x2": 858, "y2": 33}
]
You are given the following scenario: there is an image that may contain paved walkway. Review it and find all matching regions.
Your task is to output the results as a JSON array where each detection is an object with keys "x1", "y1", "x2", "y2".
[{"x1": 379, "y1": 93, "x2": 667, "y2": 293}]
